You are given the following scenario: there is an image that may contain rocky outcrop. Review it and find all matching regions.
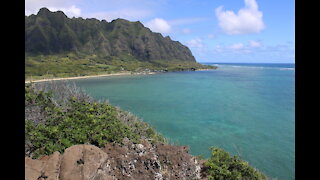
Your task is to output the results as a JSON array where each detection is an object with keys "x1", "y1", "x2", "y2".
[
  {"x1": 25, "y1": 145, "x2": 114, "y2": 180},
  {"x1": 25, "y1": 139, "x2": 201, "y2": 180}
]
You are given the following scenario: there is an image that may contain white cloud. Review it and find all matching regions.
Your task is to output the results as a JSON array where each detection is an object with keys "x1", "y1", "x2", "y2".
[
  {"x1": 145, "y1": 18, "x2": 171, "y2": 33},
  {"x1": 168, "y1": 17, "x2": 207, "y2": 25},
  {"x1": 25, "y1": 0, "x2": 156, "y2": 20},
  {"x1": 207, "y1": 34, "x2": 215, "y2": 39},
  {"x1": 213, "y1": 41, "x2": 296, "y2": 60},
  {"x1": 214, "y1": 41, "x2": 260, "y2": 54},
  {"x1": 185, "y1": 38, "x2": 209, "y2": 57},
  {"x1": 215, "y1": 0, "x2": 265, "y2": 35},
  {"x1": 186, "y1": 38, "x2": 204, "y2": 48},
  {"x1": 86, "y1": 9, "x2": 151, "y2": 21},
  {"x1": 47, "y1": 5, "x2": 81, "y2": 17},
  {"x1": 214, "y1": 45, "x2": 223, "y2": 52},
  {"x1": 182, "y1": 28, "x2": 192, "y2": 34},
  {"x1": 25, "y1": 0, "x2": 81, "y2": 17},
  {"x1": 228, "y1": 43, "x2": 244, "y2": 50},
  {"x1": 249, "y1": 40, "x2": 261, "y2": 47},
  {"x1": 144, "y1": 17, "x2": 207, "y2": 35}
]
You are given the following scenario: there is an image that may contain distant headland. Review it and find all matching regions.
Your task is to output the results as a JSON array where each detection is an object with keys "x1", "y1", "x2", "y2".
[{"x1": 25, "y1": 8, "x2": 216, "y2": 81}]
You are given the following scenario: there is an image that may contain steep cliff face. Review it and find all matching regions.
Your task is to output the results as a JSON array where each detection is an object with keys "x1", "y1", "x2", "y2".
[{"x1": 25, "y1": 8, "x2": 196, "y2": 62}]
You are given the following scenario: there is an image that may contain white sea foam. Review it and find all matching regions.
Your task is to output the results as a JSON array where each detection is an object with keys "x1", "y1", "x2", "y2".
[
  {"x1": 224, "y1": 65, "x2": 294, "y2": 71},
  {"x1": 279, "y1": 68, "x2": 295, "y2": 71},
  {"x1": 211, "y1": 64, "x2": 295, "y2": 71}
]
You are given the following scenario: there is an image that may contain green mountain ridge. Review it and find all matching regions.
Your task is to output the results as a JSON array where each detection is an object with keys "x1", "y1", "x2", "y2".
[
  {"x1": 25, "y1": 8, "x2": 216, "y2": 80},
  {"x1": 25, "y1": 8, "x2": 196, "y2": 62}
]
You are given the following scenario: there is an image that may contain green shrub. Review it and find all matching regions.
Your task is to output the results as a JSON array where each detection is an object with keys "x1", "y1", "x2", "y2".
[
  {"x1": 25, "y1": 83, "x2": 165, "y2": 158},
  {"x1": 203, "y1": 147, "x2": 267, "y2": 180}
]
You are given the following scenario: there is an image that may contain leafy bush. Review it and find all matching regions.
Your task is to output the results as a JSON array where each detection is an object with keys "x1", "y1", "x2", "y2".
[
  {"x1": 203, "y1": 147, "x2": 267, "y2": 180},
  {"x1": 25, "y1": 82, "x2": 165, "y2": 158}
]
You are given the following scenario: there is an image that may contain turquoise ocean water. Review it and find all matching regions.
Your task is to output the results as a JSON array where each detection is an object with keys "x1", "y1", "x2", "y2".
[{"x1": 70, "y1": 63, "x2": 295, "y2": 180}]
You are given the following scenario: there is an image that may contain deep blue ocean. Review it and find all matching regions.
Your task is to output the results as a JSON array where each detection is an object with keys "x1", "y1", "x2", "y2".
[{"x1": 71, "y1": 63, "x2": 295, "y2": 180}]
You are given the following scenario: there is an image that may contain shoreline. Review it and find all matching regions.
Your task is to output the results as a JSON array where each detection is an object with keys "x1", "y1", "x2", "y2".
[
  {"x1": 25, "y1": 71, "x2": 157, "y2": 83},
  {"x1": 25, "y1": 67, "x2": 216, "y2": 84}
]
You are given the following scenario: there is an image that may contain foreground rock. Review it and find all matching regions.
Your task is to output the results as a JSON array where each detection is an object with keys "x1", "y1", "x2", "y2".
[{"x1": 25, "y1": 139, "x2": 201, "y2": 180}]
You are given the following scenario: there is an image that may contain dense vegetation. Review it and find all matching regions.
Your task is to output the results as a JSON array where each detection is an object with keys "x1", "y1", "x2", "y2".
[
  {"x1": 25, "y1": 8, "x2": 216, "y2": 80},
  {"x1": 25, "y1": 82, "x2": 165, "y2": 158},
  {"x1": 203, "y1": 148, "x2": 267, "y2": 180},
  {"x1": 25, "y1": 53, "x2": 215, "y2": 80},
  {"x1": 25, "y1": 8, "x2": 195, "y2": 61},
  {"x1": 25, "y1": 82, "x2": 267, "y2": 179}
]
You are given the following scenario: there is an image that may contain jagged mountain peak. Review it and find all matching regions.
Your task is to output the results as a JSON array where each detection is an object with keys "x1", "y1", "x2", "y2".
[{"x1": 26, "y1": 8, "x2": 196, "y2": 62}]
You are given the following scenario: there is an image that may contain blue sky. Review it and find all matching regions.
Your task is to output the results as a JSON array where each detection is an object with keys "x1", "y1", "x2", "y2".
[{"x1": 25, "y1": 0, "x2": 295, "y2": 63}]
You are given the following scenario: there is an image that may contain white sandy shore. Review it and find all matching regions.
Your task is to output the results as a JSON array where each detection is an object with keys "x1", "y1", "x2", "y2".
[{"x1": 25, "y1": 71, "x2": 157, "y2": 83}]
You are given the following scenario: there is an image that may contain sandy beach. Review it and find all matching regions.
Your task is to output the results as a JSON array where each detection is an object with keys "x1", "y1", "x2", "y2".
[
  {"x1": 25, "y1": 71, "x2": 157, "y2": 83},
  {"x1": 25, "y1": 68, "x2": 214, "y2": 84}
]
